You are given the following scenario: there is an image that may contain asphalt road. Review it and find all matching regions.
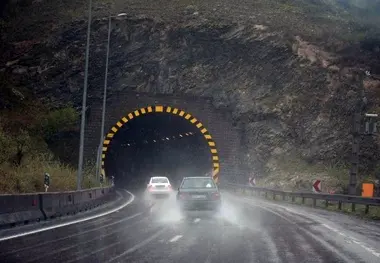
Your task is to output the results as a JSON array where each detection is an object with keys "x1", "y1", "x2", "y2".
[{"x1": 1, "y1": 189, "x2": 380, "y2": 263}]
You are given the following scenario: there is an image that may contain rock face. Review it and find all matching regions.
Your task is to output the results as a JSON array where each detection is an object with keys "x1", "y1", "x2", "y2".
[{"x1": 1, "y1": 2, "x2": 380, "y2": 179}]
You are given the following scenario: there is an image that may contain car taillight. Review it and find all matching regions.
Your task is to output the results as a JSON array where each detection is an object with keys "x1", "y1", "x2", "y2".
[
  {"x1": 148, "y1": 185, "x2": 155, "y2": 191},
  {"x1": 211, "y1": 192, "x2": 220, "y2": 200},
  {"x1": 167, "y1": 184, "x2": 172, "y2": 189}
]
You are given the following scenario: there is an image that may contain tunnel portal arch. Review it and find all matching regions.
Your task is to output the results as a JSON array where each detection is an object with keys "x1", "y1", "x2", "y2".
[{"x1": 101, "y1": 105, "x2": 220, "y2": 183}]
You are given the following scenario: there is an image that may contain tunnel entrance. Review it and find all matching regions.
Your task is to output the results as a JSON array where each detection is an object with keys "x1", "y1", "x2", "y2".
[{"x1": 102, "y1": 106, "x2": 220, "y2": 188}]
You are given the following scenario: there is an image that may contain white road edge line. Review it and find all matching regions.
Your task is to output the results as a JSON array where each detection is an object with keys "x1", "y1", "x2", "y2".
[
  {"x1": 194, "y1": 218, "x2": 201, "y2": 223},
  {"x1": 321, "y1": 223, "x2": 380, "y2": 258},
  {"x1": 0, "y1": 189, "x2": 135, "y2": 242},
  {"x1": 169, "y1": 235, "x2": 183, "y2": 243},
  {"x1": 236, "y1": 194, "x2": 380, "y2": 259},
  {"x1": 238, "y1": 198, "x2": 354, "y2": 263},
  {"x1": 6, "y1": 211, "x2": 143, "y2": 256}
]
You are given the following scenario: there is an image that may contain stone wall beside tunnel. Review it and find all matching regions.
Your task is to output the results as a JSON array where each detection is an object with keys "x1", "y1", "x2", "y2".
[{"x1": 84, "y1": 91, "x2": 244, "y2": 183}]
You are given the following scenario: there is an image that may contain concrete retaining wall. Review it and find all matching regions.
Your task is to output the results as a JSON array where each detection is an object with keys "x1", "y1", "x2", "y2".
[{"x1": 0, "y1": 187, "x2": 115, "y2": 230}]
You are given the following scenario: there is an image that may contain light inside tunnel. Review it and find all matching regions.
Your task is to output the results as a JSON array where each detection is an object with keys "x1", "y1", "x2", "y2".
[{"x1": 102, "y1": 106, "x2": 219, "y2": 188}]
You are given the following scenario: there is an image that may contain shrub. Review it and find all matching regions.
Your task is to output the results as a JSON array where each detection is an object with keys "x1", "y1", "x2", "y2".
[
  {"x1": 0, "y1": 128, "x2": 14, "y2": 164},
  {"x1": 41, "y1": 107, "x2": 79, "y2": 140}
]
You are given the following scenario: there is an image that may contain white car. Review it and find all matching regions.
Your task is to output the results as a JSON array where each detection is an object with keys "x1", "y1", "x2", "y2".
[{"x1": 147, "y1": 177, "x2": 173, "y2": 197}]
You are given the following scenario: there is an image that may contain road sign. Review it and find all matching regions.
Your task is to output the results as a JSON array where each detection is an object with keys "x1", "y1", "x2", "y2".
[
  {"x1": 312, "y1": 180, "x2": 321, "y2": 193},
  {"x1": 249, "y1": 177, "x2": 256, "y2": 186}
]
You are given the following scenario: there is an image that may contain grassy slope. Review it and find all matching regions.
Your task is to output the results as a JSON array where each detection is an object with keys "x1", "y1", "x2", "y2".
[{"x1": 0, "y1": 154, "x2": 98, "y2": 194}]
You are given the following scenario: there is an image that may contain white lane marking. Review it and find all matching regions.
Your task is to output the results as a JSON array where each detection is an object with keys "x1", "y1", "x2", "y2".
[
  {"x1": 24, "y1": 217, "x2": 148, "y2": 263},
  {"x1": 235, "y1": 195, "x2": 380, "y2": 260},
  {"x1": 108, "y1": 227, "x2": 167, "y2": 262},
  {"x1": 194, "y1": 218, "x2": 201, "y2": 223},
  {"x1": 169, "y1": 235, "x2": 183, "y2": 243},
  {"x1": 0, "y1": 190, "x2": 135, "y2": 242}
]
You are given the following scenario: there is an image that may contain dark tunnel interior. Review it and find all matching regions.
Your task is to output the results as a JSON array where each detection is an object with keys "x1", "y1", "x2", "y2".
[{"x1": 105, "y1": 112, "x2": 213, "y2": 188}]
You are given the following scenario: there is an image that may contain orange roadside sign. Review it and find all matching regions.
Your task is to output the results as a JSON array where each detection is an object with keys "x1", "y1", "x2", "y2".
[{"x1": 362, "y1": 183, "x2": 374, "y2": 197}]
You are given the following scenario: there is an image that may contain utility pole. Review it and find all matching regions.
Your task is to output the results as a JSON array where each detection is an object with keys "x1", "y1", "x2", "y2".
[
  {"x1": 77, "y1": 0, "x2": 93, "y2": 191},
  {"x1": 348, "y1": 70, "x2": 375, "y2": 195}
]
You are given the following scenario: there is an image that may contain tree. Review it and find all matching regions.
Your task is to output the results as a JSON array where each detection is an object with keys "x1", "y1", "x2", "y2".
[{"x1": 12, "y1": 129, "x2": 32, "y2": 166}]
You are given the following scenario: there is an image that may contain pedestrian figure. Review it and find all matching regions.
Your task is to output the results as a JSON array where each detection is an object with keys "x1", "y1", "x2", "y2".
[{"x1": 44, "y1": 173, "x2": 50, "y2": 192}]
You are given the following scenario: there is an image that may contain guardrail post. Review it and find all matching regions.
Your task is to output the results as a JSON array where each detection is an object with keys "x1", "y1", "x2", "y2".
[
  {"x1": 351, "y1": 203, "x2": 356, "y2": 212},
  {"x1": 312, "y1": 198, "x2": 316, "y2": 208},
  {"x1": 338, "y1": 201, "x2": 342, "y2": 210},
  {"x1": 325, "y1": 200, "x2": 329, "y2": 208},
  {"x1": 291, "y1": 196, "x2": 295, "y2": 202},
  {"x1": 302, "y1": 197, "x2": 305, "y2": 204},
  {"x1": 282, "y1": 193, "x2": 285, "y2": 201},
  {"x1": 265, "y1": 192, "x2": 268, "y2": 199},
  {"x1": 365, "y1": 205, "x2": 369, "y2": 214},
  {"x1": 272, "y1": 191, "x2": 276, "y2": 200}
]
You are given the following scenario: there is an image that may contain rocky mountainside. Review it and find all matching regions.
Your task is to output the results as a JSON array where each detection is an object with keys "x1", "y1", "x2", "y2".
[{"x1": 1, "y1": 0, "x2": 380, "y2": 190}]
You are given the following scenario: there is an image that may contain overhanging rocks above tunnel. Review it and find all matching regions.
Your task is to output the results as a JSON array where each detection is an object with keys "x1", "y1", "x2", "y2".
[{"x1": 84, "y1": 91, "x2": 244, "y2": 182}]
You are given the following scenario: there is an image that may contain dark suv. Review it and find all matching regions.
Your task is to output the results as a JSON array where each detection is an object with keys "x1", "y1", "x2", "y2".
[{"x1": 176, "y1": 177, "x2": 221, "y2": 212}]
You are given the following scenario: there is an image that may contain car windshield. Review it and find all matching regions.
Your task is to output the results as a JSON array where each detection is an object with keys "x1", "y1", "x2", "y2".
[
  {"x1": 151, "y1": 177, "x2": 169, "y2": 184},
  {"x1": 180, "y1": 177, "x2": 216, "y2": 189}
]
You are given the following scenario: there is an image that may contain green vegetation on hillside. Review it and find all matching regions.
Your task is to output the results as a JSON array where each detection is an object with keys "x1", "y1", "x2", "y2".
[{"x1": 0, "y1": 77, "x2": 97, "y2": 194}]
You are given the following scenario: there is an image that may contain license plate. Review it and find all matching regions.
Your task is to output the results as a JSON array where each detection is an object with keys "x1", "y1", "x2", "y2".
[{"x1": 192, "y1": 195, "x2": 206, "y2": 199}]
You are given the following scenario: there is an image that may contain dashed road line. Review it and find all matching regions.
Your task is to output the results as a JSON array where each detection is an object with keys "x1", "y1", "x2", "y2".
[
  {"x1": 169, "y1": 235, "x2": 183, "y2": 243},
  {"x1": 108, "y1": 227, "x2": 168, "y2": 262}
]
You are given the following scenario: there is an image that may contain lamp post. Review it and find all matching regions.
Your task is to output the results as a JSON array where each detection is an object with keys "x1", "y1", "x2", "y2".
[
  {"x1": 95, "y1": 13, "x2": 128, "y2": 182},
  {"x1": 77, "y1": 0, "x2": 93, "y2": 190}
]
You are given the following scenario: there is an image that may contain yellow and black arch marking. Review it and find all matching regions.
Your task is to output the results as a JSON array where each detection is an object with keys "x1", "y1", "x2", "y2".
[{"x1": 101, "y1": 106, "x2": 220, "y2": 183}]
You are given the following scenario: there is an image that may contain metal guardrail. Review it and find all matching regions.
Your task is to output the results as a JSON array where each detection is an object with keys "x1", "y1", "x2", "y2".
[{"x1": 222, "y1": 183, "x2": 380, "y2": 214}]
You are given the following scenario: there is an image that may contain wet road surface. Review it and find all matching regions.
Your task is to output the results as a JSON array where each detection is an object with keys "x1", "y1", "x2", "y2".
[{"x1": 1, "y1": 189, "x2": 380, "y2": 263}]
